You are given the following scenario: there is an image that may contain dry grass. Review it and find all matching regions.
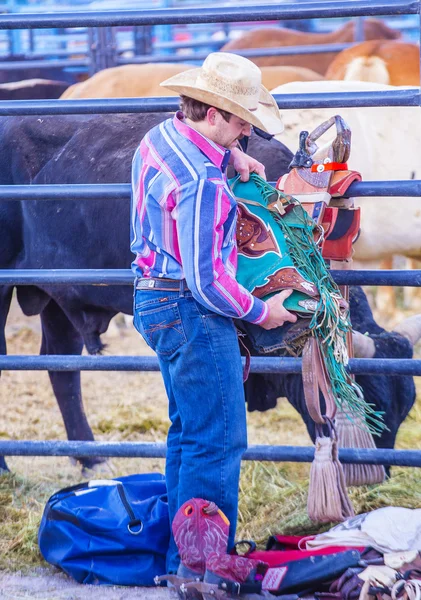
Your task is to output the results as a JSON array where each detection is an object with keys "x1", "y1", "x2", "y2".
[
  {"x1": 237, "y1": 463, "x2": 421, "y2": 546},
  {"x1": 0, "y1": 473, "x2": 54, "y2": 570},
  {"x1": 1, "y1": 297, "x2": 421, "y2": 572},
  {"x1": 2, "y1": 453, "x2": 421, "y2": 571}
]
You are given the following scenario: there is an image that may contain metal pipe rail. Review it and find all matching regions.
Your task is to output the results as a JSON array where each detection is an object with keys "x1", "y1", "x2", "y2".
[
  {"x1": 0, "y1": 440, "x2": 420, "y2": 466},
  {"x1": 27, "y1": 49, "x2": 89, "y2": 58},
  {"x1": 19, "y1": 51, "x2": 89, "y2": 59},
  {"x1": 120, "y1": 43, "x2": 355, "y2": 65},
  {"x1": 0, "y1": 1, "x2": 416, "y2": 30},
  {"x1": 0, "y1": 58, "x2": 90, "y2": 70},
  {"x1": 153, "y1": 38, "x2": 226, "y2": 51},
  {"x1": 0, "y1": 90, "x2": 418, "y2": 116},
  {"x1": 1, "y1": 355, "x2": 421, "y2": 376},
  {"x1": 0, "y1": 180, "x2": 419, "y2": 201},
  {"x1": 2, "y1": 269, "x2": 421, "y2": 287},
  {"x1": 122, "y1": 43, "x2": 354, "y2": 65}
]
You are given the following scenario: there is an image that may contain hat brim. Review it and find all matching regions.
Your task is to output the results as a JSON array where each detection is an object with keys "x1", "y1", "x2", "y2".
[{"x1": 160, "y1": 67, "x2": 284, "y2": 136}]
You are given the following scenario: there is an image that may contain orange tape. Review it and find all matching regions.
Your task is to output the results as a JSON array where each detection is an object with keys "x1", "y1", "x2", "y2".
[{"x1": 311, "y1": 162, "x2": 348, "y2": 173}]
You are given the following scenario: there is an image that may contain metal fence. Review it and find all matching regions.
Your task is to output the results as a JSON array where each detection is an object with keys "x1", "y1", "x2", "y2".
[
  {"x1": 0, "y1": 1, "x2": 416, "y2": 75},
  {"x1": 1, "y1": 0, "x2": 421, "y2": 465}
]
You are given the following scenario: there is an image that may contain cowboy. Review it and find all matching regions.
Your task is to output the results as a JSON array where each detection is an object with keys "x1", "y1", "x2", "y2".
[{"x1": 130, "y1": 52, "x2": 297, "y2": 574}]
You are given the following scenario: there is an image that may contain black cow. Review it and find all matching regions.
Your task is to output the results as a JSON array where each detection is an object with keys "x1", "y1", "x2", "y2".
[
  {"x1": 244, "y1": 285, "x2": 416, "y2": 451},
  {"x1": 0, "y1": 79, "x2": 70, "y2": 100},
  {"x1": 0, "y1": 57, "x2": 78, "y2": 85},
  {"x1": 0, "y1": 113, "x2": 292, "y2": 471},
  {"x1": 0, "y1": 113, "x2": 417, "y2": 472}
]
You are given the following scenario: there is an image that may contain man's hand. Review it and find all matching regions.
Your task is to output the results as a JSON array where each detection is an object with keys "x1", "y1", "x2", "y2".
[
  {"x1": 229, "y1": 147, "x2": 266, "y2": 182},
  {"x1": 261, "y1": 289, "x2": 297, "y2": 330}
]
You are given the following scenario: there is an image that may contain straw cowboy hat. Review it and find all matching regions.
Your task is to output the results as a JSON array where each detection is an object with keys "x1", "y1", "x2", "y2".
[{"x1": 160, "y1": 52, "x2": 284, "y2": 135}]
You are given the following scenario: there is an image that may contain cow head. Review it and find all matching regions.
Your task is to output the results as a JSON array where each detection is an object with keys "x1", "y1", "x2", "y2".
[{"x1": 353, "y1": 314, "x2": 421, "y2": 357}]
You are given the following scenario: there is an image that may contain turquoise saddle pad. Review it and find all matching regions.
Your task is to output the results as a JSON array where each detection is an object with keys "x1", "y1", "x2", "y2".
[{"x1": 230, "y1": 174, "x2": 321, "y2": 316}]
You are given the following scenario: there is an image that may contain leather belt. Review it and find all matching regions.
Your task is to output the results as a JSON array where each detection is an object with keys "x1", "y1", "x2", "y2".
[{"x1": 135, "y1": 277, "x2": 189, "y2": 292}]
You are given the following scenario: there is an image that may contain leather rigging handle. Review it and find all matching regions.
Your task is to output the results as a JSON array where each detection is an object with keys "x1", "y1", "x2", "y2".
[
  {"x1": 306, "y1": 115, "x2": 351, "y2": 165},
  {"x1": 302, "y1": 337, "x2": 337, "y2": 424}
]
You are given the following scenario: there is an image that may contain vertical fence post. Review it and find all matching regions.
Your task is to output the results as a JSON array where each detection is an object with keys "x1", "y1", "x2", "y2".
[
  {"x1": 134, "y1": 26, "x2": 153, "y2": 56},
  {"x1": 104, "y1": 26, "x2": 117, "y2": 69},
  {"x1": 28, "y1": 28, "x2": 35, "y2": 54},
  {"x1": 155, "y1": 0, "x2": 172, "y2": 56},
  {"x1": 87, "y1": 28, "x2": 97, "y2": 76},
  {"x1": 96, "y1": 27, "x2": 109, "y2": 72},
  {"x1": 355, "y1": 16, "x2": 365, "y2": 41},
  {"x1": 419, "y1": 3, "x2": 421, "y2": 106}
]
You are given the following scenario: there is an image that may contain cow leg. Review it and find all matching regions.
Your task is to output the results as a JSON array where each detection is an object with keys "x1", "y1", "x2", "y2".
[
  {"x1": 403, "y1": 258, "x2": 421, "y2": 310},
  {"x1": 40, "y1": 299, "x2": 105, "y2": 469},
  {"x1": 0, "y1": 286, "x2": 14, "y2": 471},
  {"x1": 0, "y1": 286, "x2": 12, "y2": 356}
]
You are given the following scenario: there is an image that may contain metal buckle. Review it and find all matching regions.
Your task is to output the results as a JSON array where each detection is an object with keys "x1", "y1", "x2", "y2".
[{"x1": 315, "y1": 223, "x2": 325, "y2": 247}]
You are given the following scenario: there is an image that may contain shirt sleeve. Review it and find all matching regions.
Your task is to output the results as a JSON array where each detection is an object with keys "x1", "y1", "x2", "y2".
[{"x1": 172, "y1": 178, "x2": 269, "y2": 324}]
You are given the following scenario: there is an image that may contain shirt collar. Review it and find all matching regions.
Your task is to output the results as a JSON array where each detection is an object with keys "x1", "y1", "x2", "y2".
[{"x1": 173, "y1": 111, "x2": 231, "y2": 172}]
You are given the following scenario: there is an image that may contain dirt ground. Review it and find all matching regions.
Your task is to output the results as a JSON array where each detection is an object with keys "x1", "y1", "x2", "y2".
[{"x1": 0, "y1": 569, "x2": 169, "y2": 600}]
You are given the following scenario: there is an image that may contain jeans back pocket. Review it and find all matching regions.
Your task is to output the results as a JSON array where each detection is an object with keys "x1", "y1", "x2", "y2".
[{"x1": 135, "y1": 302, "x2": 187, "y2": 357}]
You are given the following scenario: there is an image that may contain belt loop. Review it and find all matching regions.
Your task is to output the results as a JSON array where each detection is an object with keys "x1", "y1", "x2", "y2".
[{"x1": 180, "y1": 279, "x2": 185, "y2": 298}]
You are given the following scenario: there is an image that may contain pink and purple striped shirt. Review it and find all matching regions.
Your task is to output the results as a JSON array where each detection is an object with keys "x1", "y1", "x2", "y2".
[{"x1": 130, "y1": 112, "x2": 268, "y2": 324}]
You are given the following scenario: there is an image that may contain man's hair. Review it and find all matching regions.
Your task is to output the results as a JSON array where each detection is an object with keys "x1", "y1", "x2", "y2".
[{"x1": 180, "y1": 95, "x2": 232, "y2": 123}]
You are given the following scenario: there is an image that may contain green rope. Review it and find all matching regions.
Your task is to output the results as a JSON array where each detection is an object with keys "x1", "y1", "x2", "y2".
[{"x1": 249, "y1": 175, "x2": 385, "y2": 435}]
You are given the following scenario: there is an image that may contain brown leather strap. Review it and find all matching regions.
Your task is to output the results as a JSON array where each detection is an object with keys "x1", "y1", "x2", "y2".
[
  {"x1": 236, "y1": 330, "x2": 251, "y2": 383},
  {"x1": 302, "y1": 338, "x2": 337, "y2": 424}
]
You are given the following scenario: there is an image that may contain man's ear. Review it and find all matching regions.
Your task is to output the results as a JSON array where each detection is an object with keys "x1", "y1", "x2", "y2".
[{"x1": 206, "y1": 107, "x2": 219, "y2": 126}]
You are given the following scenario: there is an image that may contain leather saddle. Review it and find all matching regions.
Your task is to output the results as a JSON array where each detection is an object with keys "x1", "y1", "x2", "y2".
[
  {"x1": 232, "y1": 116, "x2": 381, "y2": 433},
  {"x1": 277, "y1": 115, "x2": 362, "y2": 263},
  {"x1": 232, "y1": 115, "x2": 362, "y2": 324}
]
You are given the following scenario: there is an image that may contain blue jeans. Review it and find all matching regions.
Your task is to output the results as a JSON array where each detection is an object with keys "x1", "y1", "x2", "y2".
[{"x1": 133, "y1": 285, "x2": 248, "y2": 573}]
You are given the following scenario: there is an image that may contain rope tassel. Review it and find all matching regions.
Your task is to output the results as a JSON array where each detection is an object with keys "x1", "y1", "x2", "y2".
[
  {"x1": 308, "y1": 423, "x2": 354, "y2": 523},
  {"x1": 335, "y1": 410, "x2": 386, "y2": 486}
]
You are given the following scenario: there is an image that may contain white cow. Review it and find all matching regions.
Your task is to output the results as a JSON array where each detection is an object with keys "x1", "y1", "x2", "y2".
[{"x1": 271, "y1": 81, "x2": 421, "y2": 314}]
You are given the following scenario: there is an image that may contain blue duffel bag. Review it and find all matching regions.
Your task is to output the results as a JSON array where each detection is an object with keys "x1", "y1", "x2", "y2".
[{"x1": 38, "y1": 473, "x2": 170, "y2": 586}]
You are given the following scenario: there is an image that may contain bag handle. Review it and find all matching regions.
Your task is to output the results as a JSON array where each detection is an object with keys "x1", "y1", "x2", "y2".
[{"x1": 83, "y1": 479, "x2": 144, "y2": 535}]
